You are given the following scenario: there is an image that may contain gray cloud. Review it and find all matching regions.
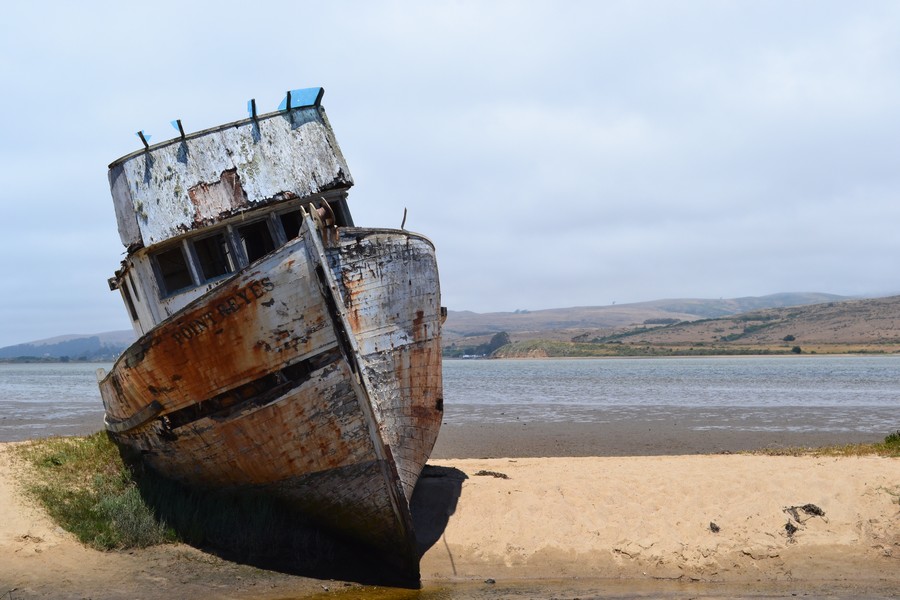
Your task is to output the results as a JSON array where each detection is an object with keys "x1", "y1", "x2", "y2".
[{"x1": 2, "y1": 0, "x2": 900, "y2": 346}]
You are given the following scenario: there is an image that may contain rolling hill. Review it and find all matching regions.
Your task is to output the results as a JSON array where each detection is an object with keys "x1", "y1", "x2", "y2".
[
  {"x1": 489, "y1": 295, "x2": 900, "y2": 357},
  {"x1": 444, "y1": 293, "x2": 850, "y2": 339},
  {"x1": 0, "y1": 331, "x2": 135, "y2": 361},
  {"x1": 4, "y1": 292, "x2": 895, "y2": 361}
]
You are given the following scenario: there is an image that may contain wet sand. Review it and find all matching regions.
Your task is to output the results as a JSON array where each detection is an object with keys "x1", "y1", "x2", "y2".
[
  {"x1": 432, "y1": 421, "x2": 888, "y2": 458},
  {"x1": 3, "y1": 408, "x2": 887, "y2": 455}
]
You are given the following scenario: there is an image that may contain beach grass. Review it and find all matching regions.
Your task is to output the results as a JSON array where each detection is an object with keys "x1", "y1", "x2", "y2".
[
  {"x1": 753, "y1": 430, "x2": 900, "y2": 458},
  {"x1": 11, "y1": 432, "x2": 341, "y2": 568},
  {"x1": 13, "y1": 432, "x2": 174, "y2": 550}
]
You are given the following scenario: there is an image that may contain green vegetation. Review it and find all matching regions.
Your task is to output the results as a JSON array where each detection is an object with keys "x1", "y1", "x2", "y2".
[
  {"x1": 754, "y1": 430, "x2": 900, "y2": 458},
  {"x1": 588, "y1": 327, "x2": 658, "y2": 344},
  {"x1": 643, "y1": 318, "x2": 681, "y2": 325},
  {"x1": 443, "y1": 331, "x2": 511, "y2": 357},
  {"x1": 734, "y1": 313, "x2": 778, "y2": 322},
  {"x1": 14, "y1": 433, "x2": 174, "y2": 549},
  {"x1": 12, "y1": 434, "x2": 337, "y2": 564},
  {"x1": 493, "y1": 340, "x2": 620, "y2": 358},
  {"x1": 490, "y1": 339, "x2": 800, "y2": 358},
  {"x1": 719, "y1": 320, "x2": 779, "y2": 342}
]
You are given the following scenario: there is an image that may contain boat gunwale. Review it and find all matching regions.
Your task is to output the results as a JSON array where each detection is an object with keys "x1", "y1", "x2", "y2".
[{"x1": 100, "y1": 226, "x2": 437, "y2": 388}]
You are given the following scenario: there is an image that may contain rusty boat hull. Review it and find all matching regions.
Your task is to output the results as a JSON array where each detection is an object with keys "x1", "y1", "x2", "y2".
[
  {"x1": 100, "y1": 223, "x2": 442, "y2": 576},
  {"x1": 98, "y1": 88, "x2": 443, "y2": 579}
]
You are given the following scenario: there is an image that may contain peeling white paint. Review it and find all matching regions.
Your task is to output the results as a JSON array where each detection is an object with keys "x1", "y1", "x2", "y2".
[{"x1": 109, "y1": 108, "x2": 353, "y2": 248}]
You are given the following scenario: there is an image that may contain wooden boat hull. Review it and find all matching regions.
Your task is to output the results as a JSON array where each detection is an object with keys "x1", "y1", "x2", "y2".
[{"x1": 99, "y1": 221, "x2": 442, "y2": 577}]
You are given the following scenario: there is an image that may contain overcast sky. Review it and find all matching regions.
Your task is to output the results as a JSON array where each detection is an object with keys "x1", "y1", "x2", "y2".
[{"x1": 2, "y1": 1, "x2": 899, "y2": 347}]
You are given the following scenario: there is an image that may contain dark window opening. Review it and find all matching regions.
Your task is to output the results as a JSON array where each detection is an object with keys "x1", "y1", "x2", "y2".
[
  {"x1": 238, "y1": 221, "x2": 275, "y2": 263},
  {"x1": 155, "y1": 246, "x2": 193, "y2": 296},
  {"x1": 128, "y1": 273, "x2": 140, "y2": 302},
  {"x1": 194, "y1": 233, "x2": 235, "y2": 281},
  {"x1": 329, "y1": 197, "x2": 352, "y2": 227},
  {"x1": 279, "y1": 210, "x2": 303, "y2": 240},
  {"x1": 122, "y1": 284, "x2": 139, "y2": 321}
]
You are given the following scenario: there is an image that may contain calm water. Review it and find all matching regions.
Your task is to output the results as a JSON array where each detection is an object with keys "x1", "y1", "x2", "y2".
[
  {"x1": 0, "y1": 362, "x2": 112, "y2": 440},
  {"x1": 443, "y1": 355, "x2": 900, "y2": 433},
  {"x1": 1, "y1": 355, "x2": 898, "y2": 440}
]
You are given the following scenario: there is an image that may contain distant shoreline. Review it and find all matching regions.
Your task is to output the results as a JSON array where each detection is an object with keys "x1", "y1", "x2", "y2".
[
  {"x1": 6, "y1": 351, "x2": 899, "y2": 365},
  {"x1": 487, "y1": 343, "x2": 900, "y2": 359},
  {"x1": 0, "y1": 358, "x2": 116, "y2": 364},
  {"x1": 446, "y1": 350, "x2": 900, "y2": 360}
]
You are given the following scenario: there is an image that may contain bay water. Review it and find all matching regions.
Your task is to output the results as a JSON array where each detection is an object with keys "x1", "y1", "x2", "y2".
[
  {"x1": 443, "y1": 355, "x2": 900, "y2": 434},
  {"x1": 1, "y1": 355, "x2": 898, "y2": 441}
]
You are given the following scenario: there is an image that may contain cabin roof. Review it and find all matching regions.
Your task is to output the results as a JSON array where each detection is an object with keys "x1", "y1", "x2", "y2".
[{"x1": 108, "y1": 88, "x2": 353, "y2": 250}]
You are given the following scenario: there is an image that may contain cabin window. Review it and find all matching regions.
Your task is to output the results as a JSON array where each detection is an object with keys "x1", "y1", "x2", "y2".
[
  {"x1": 237, "y1": 220, "x2": 275, "y2": 263},
  {"x1": 193, "y1": 232, "x2": 235, "y2": 281},
  {"x1": 128, "y1": 272, "x2": 140, "y2": 302},
  {"x1": 279, "y1": 210, "x2": 303, "y2": 240},
  {"x1": 122, "y1": 283, "x2": 139, "y2": 321},
  {"x1": 154, "y1": 246, "x2": 193, "y2": 296}
]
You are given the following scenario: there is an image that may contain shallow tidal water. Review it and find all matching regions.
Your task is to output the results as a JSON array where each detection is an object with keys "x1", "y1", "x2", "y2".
[
  {"x1": 295, "y1": 578, "x2": 900, "y2": 600},
  {"x1": 1, "y1": 355, "x2": 899, "y2": 441},
  {"x1": 0, "y1": 362, "x2": 112, "y2": 440},
  {"x1": 442, "y1": 355, "x2": 900, "y2": 434}
]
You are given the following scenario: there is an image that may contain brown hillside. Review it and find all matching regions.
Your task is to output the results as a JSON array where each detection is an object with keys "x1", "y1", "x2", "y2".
[
  {"x1": 612, "y1": 295, "x2": 900, "y2": 349},
  {"x1": 443, "y1": 293, "x2": 849, "y2": 341},
  {"x1": 444, "y1": 306, "x2": 700, "y2": 341}
]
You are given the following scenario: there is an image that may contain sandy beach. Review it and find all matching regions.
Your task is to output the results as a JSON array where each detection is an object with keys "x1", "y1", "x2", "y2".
[{"x1": 1, "y1": 423, "x2": 899, "y2": 599}]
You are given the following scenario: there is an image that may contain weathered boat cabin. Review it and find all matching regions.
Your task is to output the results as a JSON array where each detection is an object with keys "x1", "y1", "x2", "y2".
[
  {"x1": 99, "y1": 87, "x2": 444, "y2": 581},
  {"x1": 108, "y1": 88, "x2": 355, "y2": 332}
]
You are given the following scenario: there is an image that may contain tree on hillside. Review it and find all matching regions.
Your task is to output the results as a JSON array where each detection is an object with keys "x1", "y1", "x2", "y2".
[{"x1": 486, "y1": 332, "x2": 511, "y2": 354}]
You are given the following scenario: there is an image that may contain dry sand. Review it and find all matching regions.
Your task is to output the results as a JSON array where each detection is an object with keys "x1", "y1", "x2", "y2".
[
  {"x1": 1, "y1": 433, "x2": 899, "y2": 598},
  {"x1": 418, "y1": 456, "x2": 900, "y2": 585}
]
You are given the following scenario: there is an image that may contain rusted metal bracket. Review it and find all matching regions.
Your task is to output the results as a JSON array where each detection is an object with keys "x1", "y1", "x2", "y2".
[
  {"x1": 104, "y1": 400, "x2": 163, "y2": 433},
  {"x1": 136, "y1": 130, "x2": 150, "y2": 150},
  {"x1": 306, "y1": 201, "x2": 339, "y2": 247},
  {"x1": 171, "y1": 119, "x2": 186, "y2": 140}
]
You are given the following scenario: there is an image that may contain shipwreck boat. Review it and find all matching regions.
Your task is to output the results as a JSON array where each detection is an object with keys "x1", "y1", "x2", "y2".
[{"x1": 97, "y1": 87, "x2": 444, "y2": 579}]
